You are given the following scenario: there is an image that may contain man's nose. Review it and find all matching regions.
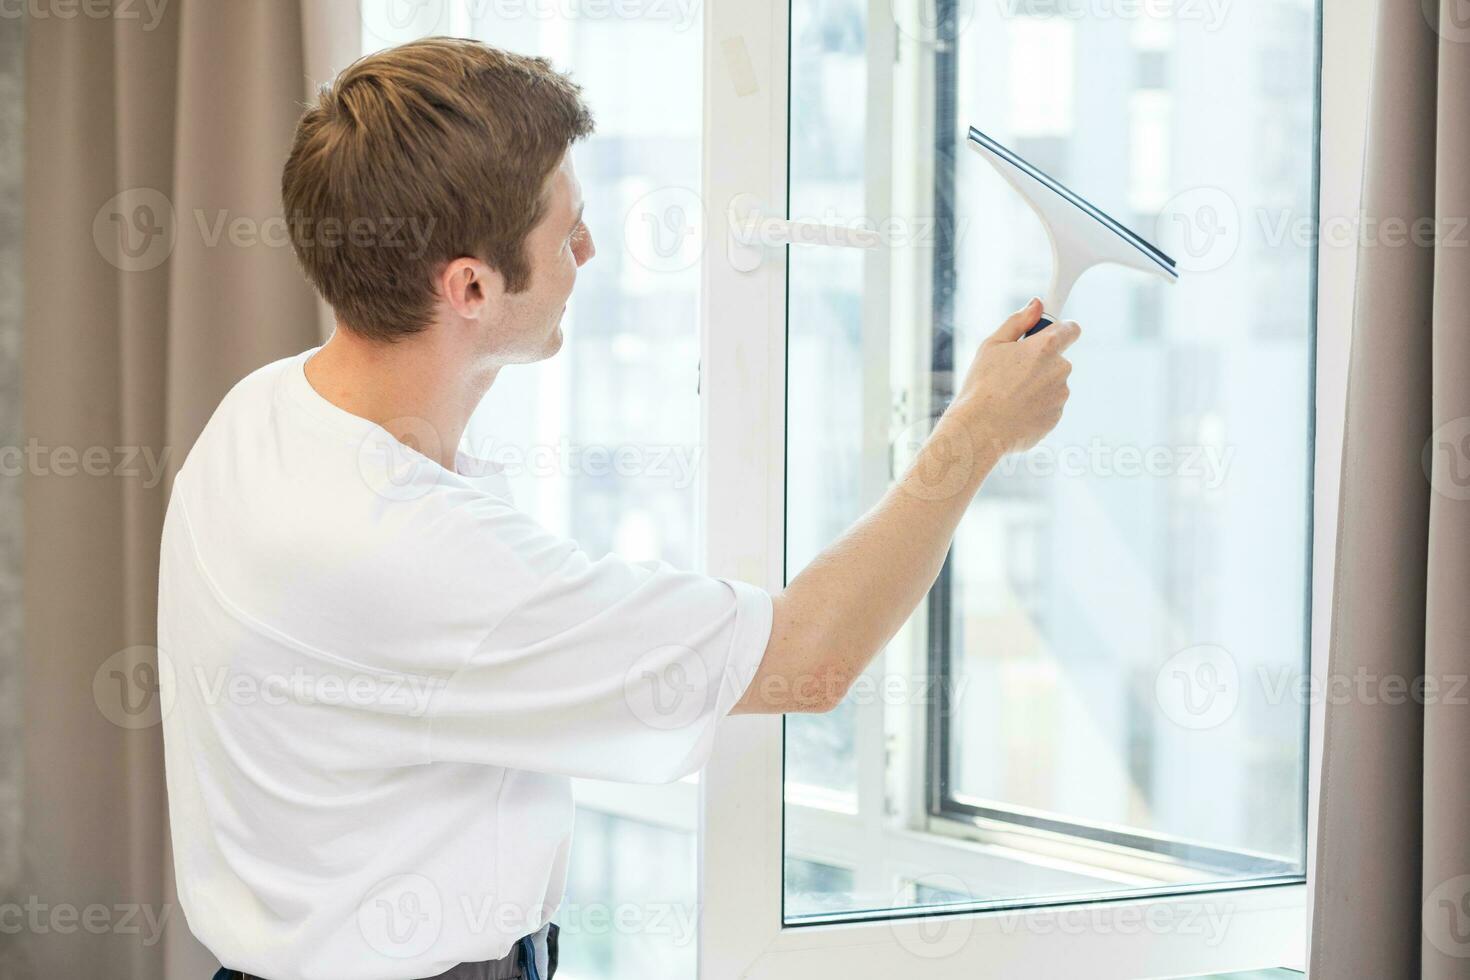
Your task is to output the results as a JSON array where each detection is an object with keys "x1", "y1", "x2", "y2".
[{"x1": 574, "y1": 228, "x2": 596, "y2": 266}]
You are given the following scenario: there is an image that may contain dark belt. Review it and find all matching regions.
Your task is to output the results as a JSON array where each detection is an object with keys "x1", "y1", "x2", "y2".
[{"x1": 214, "y1": 922, "x2": 558, "y2": 980}]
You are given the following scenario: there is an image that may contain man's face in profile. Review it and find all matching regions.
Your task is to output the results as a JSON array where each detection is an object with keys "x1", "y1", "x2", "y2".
[{"x1": 494, "y1": 151, "x2": 595, "y2": 363}]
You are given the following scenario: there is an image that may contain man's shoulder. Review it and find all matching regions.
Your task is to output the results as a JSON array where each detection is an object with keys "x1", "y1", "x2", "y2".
[
  {"x1": 208, "y1": 350, "x2": 307, "y2": 427},
  {"x1": 176, "y1": 350, "x2": 311, "y2": 475}
]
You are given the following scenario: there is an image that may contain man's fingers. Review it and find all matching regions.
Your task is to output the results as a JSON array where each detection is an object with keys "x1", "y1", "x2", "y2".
[
  {"x1": 1039, "y1": 319, "x2": 1082, "y2": 353},
  {"x1": 987, "y1": 297, "x2": 1044, "y2": 344}
]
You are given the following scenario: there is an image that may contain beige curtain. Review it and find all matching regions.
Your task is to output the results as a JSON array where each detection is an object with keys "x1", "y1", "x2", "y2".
[
  {"x1": 20, "y1": 2, "x2": 352, "y2": 976},
  {"x1": 1310, "y1": 1, "x2": 1470, "y2": 977}
]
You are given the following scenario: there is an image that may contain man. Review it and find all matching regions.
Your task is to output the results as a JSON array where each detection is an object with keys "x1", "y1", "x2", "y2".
[{"x1": 158, "y1": 37, "x2": 1078, "y2": 980}]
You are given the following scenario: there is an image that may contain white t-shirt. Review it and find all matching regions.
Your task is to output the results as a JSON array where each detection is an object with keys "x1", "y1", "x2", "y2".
[{"x1": 157, "y1": 348, "x2": 773, "y2": 980}]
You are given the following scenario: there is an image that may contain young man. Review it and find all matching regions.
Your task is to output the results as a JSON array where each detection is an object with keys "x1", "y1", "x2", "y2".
[{"x1": 158, "y1": 37, "x2": 1078, "y2": 980}]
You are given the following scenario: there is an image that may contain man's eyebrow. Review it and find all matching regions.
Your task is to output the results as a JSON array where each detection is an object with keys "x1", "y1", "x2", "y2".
[{"x1": 569, "y1": 202, "x2": 585, "y2": 235}]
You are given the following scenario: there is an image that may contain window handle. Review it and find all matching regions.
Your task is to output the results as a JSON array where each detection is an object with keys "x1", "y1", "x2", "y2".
[{"x1": 726, "y1": 193, "x2": 882, "y2": 272}]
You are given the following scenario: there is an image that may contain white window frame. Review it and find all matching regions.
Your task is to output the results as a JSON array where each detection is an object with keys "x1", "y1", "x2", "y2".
[{"x1": 695, "y1": 0, "x2": 1374, "y2": 976}]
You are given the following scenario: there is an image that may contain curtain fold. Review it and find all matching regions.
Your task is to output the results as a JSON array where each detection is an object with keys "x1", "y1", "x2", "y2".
[
  {"x1": 21, "y1": 2, "x2": 321, "y2": 977},
  {"x1": 1310, "y1": 1, "x2": 1470, "y2": 977}
]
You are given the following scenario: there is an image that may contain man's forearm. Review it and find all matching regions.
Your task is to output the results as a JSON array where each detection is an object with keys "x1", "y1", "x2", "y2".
[{"x1": 733, "y1": 408, "x2": 999, "y2": 713}]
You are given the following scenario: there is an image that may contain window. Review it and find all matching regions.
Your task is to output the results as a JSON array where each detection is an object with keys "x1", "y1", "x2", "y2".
[
  {"x1": 698, "y1": 0, "x2": 1365, "y2": 975},
  {"x1": 356, "y1": 0, "x2": 1368, "y2": 974},
  {"x1": 784, "y1": 0, "x2": 1317, "y2": 923}
]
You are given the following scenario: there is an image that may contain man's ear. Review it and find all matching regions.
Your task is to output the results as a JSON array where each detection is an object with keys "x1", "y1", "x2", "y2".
[{"x1": 438, "y1": 257, "x2": 504, "y2": 320}]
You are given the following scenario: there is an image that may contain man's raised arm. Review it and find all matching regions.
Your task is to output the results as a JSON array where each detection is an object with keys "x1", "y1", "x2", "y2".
[{"x1": 733, "y1": 298, "x2": 1080, "y2": 714}]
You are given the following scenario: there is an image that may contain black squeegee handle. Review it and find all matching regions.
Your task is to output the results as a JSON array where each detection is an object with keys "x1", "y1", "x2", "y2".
[{"x1": 1023, "y1": 312, "x2": 1055, "y2": 339}]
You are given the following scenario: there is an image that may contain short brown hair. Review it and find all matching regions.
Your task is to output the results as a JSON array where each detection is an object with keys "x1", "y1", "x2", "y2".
[{"x1": 282, "y1": 37, "x2": 595, "y2": 341}]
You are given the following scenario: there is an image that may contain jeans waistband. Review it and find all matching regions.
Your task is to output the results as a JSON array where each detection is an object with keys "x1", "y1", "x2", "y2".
[{"x1": 214, "y1": 922, "x2": 558, "y2": 980}]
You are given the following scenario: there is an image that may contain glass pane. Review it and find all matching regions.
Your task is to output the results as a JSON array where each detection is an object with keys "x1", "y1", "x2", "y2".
[
  {"x1": 560, "y1": 809, "x2": 697, "y2": 980},
  {"x1": 364, "y1": 4, "x2": 704, "y2": 973},
  {"x1": 784, "y1": 0, "x2": 1316, "y2": 921}
]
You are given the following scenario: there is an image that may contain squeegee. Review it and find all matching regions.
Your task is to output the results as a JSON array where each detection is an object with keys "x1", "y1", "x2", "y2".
[{"x1": 965, "y1": 126, "x2": 1179, "y2": 337}]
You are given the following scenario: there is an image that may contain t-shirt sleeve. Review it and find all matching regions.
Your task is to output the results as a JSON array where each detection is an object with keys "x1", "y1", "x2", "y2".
[{"x1": 421, "y1": 499, "x2": 775, "y2": 784}]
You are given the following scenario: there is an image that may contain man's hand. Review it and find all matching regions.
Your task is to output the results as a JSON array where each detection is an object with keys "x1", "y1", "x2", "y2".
[
  {"x1": 734, "y1": 298, "x2": 1084, "y2": 715},
  {"x1": 951, "y1": 297, "x2": 1080, "y2": 455}
]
